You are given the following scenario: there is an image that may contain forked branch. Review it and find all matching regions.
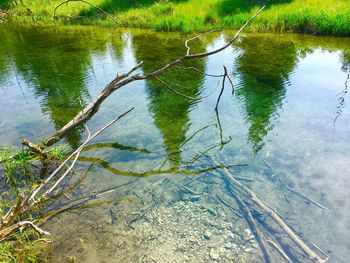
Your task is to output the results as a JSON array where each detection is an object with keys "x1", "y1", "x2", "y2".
[{"x1": 25, "y1": 5, "x2": 265, "y2": 148}]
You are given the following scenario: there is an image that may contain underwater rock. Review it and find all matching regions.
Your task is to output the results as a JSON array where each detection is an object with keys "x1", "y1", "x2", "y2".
[
  {"x1": 224, "y1": 242, "x2": 233, "y2": 249},
  {"x1": 182, "y1": 194, "x2": 201, "y2": 202},
  {"x1": 244, "y1": 247, "x2": 254, "y2": 253},
  {"x1": 243, "y1": 229, "x2": 251, "y2": 239},
  {"x1": 209, "y1": 248, "x2": 220, "y2": 260},
  {"x1": 203, "y1": 230, "x2": 213, "y2": 240}
]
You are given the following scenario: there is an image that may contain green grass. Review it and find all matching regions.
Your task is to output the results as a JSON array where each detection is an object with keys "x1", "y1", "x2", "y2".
[
  {"x1": 0, "y1": 230, "x2": 49, "y2": 262},
  {"x1": 2, "y1": 0, "x2": 350, "y2": 35}
]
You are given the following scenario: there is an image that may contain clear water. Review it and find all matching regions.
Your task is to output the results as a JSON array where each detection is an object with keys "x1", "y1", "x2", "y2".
[{"x1": 0, "y1": 25, "x2": 350, "y2": 262}]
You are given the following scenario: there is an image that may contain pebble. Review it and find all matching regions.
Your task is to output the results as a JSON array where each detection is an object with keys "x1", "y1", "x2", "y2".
[
  {"x1": 203, "y1": 230, "x2": 213, "y2": 240},
  {"x1": 227, "y1": 232, "x2": 236, "y2": 240},
  {"x1": 209, "y1": 249, "x2": 220, "y2": 260},
  {"x1": 223, "y1": 222, "x2": 233, "y2": 229},
  {"x1": 249, "y1": 237, "x2": 256, "y2": 243},
  {"x1": 244, "y1": 247, "x2": 253, "y2": 253},
  {"x1": 243, "y1": 229, "x2": 251, "y2": 238},
  {"x1": 224, "y1": 243, "x2": 232, "y2": 249},
  {"x1": 189, "y1": 237, "x2": 198, "y2": 244},
  {"x1": 251, "y1": 242, "x2": 258, "y2": 249},
  {"x1": 182, "y1": 194, "x2": 201, "y2": 202}
]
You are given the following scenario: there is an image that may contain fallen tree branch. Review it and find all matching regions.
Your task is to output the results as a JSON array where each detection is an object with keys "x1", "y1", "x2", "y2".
[
  {"x1": 0, "y1": 108, "x2": 134, "y2": 240},
  {"x1": 230, "y1": 190, "x2": 273, "y2": 263},
  {"x1": 0, "y1": 220, "x2": 50, "y2": 241},
  {"x1": 25, "y1": 5, "x2": 265, "y2": 148},
  {"x1": 266, "y1": 239, "x2": 293, "y2": 263},
  {"x1": 185, "y1": 29, "x2": 220, "y2": 56},
  {"x1": 28, "y1": 107, "x2": 134, "y2": 203}
]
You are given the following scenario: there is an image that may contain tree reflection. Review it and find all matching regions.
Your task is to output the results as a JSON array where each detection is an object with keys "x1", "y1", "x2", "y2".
[
  {"x1": 0, "y1": 27, "x2": 115, "y2": 147},
  {"x1": 235, "y1": 36, "x2": 298, "y2": 152},
  {"x1": 131, "y1": 32, "x2": 206, "y2": 168}
]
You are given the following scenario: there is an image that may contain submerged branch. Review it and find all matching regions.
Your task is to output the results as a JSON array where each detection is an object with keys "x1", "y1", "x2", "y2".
[
  {"x1": 217, "y1": 160, "x2": 326, "y2": 263},
  {"x1": 0, "y1": 109, "x2": 134, "y2": 240}
]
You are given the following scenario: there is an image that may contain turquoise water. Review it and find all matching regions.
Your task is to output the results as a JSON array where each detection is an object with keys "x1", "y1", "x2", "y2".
[{"x1": 0, "y1": 25, "x2": 350, "y2": 262}]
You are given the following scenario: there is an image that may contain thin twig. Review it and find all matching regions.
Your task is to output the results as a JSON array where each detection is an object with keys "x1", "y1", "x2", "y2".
[
  {"x1": 230, "y1": 192, "x2": 273, "y2": 263},
  {"x1": 28, "y1": 107, "x2": 134, "y2": 203},
  {"x1": 215, "y1": 66, "x2": 229, "y2": 111},
  {"x1": 285, "y1": 185, "x2": 327, "y2": 210},
  {"x1": 185, "y1": 30, "x2": 219, "y2": 56}
]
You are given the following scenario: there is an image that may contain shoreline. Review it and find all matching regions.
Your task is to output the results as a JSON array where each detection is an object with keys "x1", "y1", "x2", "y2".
[{"x1": 1, "y1": 0, "x2": 349, "y2": 36}]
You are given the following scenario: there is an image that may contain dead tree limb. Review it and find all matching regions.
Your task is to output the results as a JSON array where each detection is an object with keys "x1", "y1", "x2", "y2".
[
  {"x1": 230, "y1": 190, "x2": 273, "y2": 263},
  {"x1": 185, "y1": 29, "x2": 220, "y2": 56},
  {"x1": 28, "y1": 107, "x2": 134, "y2": 203},
  {"x1": 25, "y1": 5, "x2": 265, "y2": 148},
  {"x1": 266, "y1": 240, "x2": 293, "y2": 263},
  {"x1": 0, "y1": 108, "x2": 134, "y2": 240}
]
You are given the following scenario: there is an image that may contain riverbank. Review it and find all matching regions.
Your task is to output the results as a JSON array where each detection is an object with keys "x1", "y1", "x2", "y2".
[{"x1": 1, "y1": 0, "x2": 350, "y2": 35}]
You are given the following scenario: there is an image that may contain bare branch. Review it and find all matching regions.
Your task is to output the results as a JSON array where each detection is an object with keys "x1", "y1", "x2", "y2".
[
  {"x1": 0, "y1": 220, "x2": 50, "y2": 241},
  {"x1": 26, "y1": 6, "x2": 264, "y2": 148},
  {"x1": 185, "y1": 29, "x2": 219, "y2": 56},
  {"x1": 215, "y1": 65, "x2": 229, "y2": 111},
  {"x1": 28, "y1": 107, "x2": 134, "y2": 203}
]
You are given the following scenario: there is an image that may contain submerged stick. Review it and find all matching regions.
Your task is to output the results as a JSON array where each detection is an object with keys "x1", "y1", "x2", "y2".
[
  {"x1": 230, "y1": 191, "x2": 273, "y2": 263},
  {"x1": 285, "y1": 185, "x2": 327, "y2": 210},
  {"x1": 216, "y1": 194, "x2": 243, "y2": 218},
  {"x1": 219, "y1": 164, "x2": 326, "y2": 263},
  {"x1": 266, "y1": 240, "x2": 293, "y2": 263}
]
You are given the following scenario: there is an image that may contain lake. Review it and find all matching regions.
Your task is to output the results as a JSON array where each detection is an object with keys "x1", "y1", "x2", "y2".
[{"x1": 0, "y1": 25, "x2": 349, "y2": 262}]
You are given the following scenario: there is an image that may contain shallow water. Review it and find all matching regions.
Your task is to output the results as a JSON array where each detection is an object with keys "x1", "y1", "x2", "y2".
[{"x1": 0, "y1": 25, "x2": 350, "y2": 262}]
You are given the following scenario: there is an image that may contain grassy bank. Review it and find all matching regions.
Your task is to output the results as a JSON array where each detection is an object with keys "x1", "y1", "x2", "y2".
[{"x1": 1, "y1": 0, "x2": 350, "y2": 35}]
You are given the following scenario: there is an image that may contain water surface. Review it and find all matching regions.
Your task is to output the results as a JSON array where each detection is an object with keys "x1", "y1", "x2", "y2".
[{"x1": 0, "y1": 25, "x2": 350, "y2": 262}]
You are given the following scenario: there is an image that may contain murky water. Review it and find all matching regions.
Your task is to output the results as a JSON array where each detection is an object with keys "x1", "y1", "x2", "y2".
[{"x1": 0, "y1": 25, "x2": 350, "y2": 262}]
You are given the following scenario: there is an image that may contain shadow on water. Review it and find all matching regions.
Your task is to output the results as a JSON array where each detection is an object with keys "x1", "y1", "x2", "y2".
[
  {"x1": 131, "y1": 32, "x2": 207, "y2": 169},
  {"x1": 235, "y1": 35, "x2": 298, "y2": 152}
]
